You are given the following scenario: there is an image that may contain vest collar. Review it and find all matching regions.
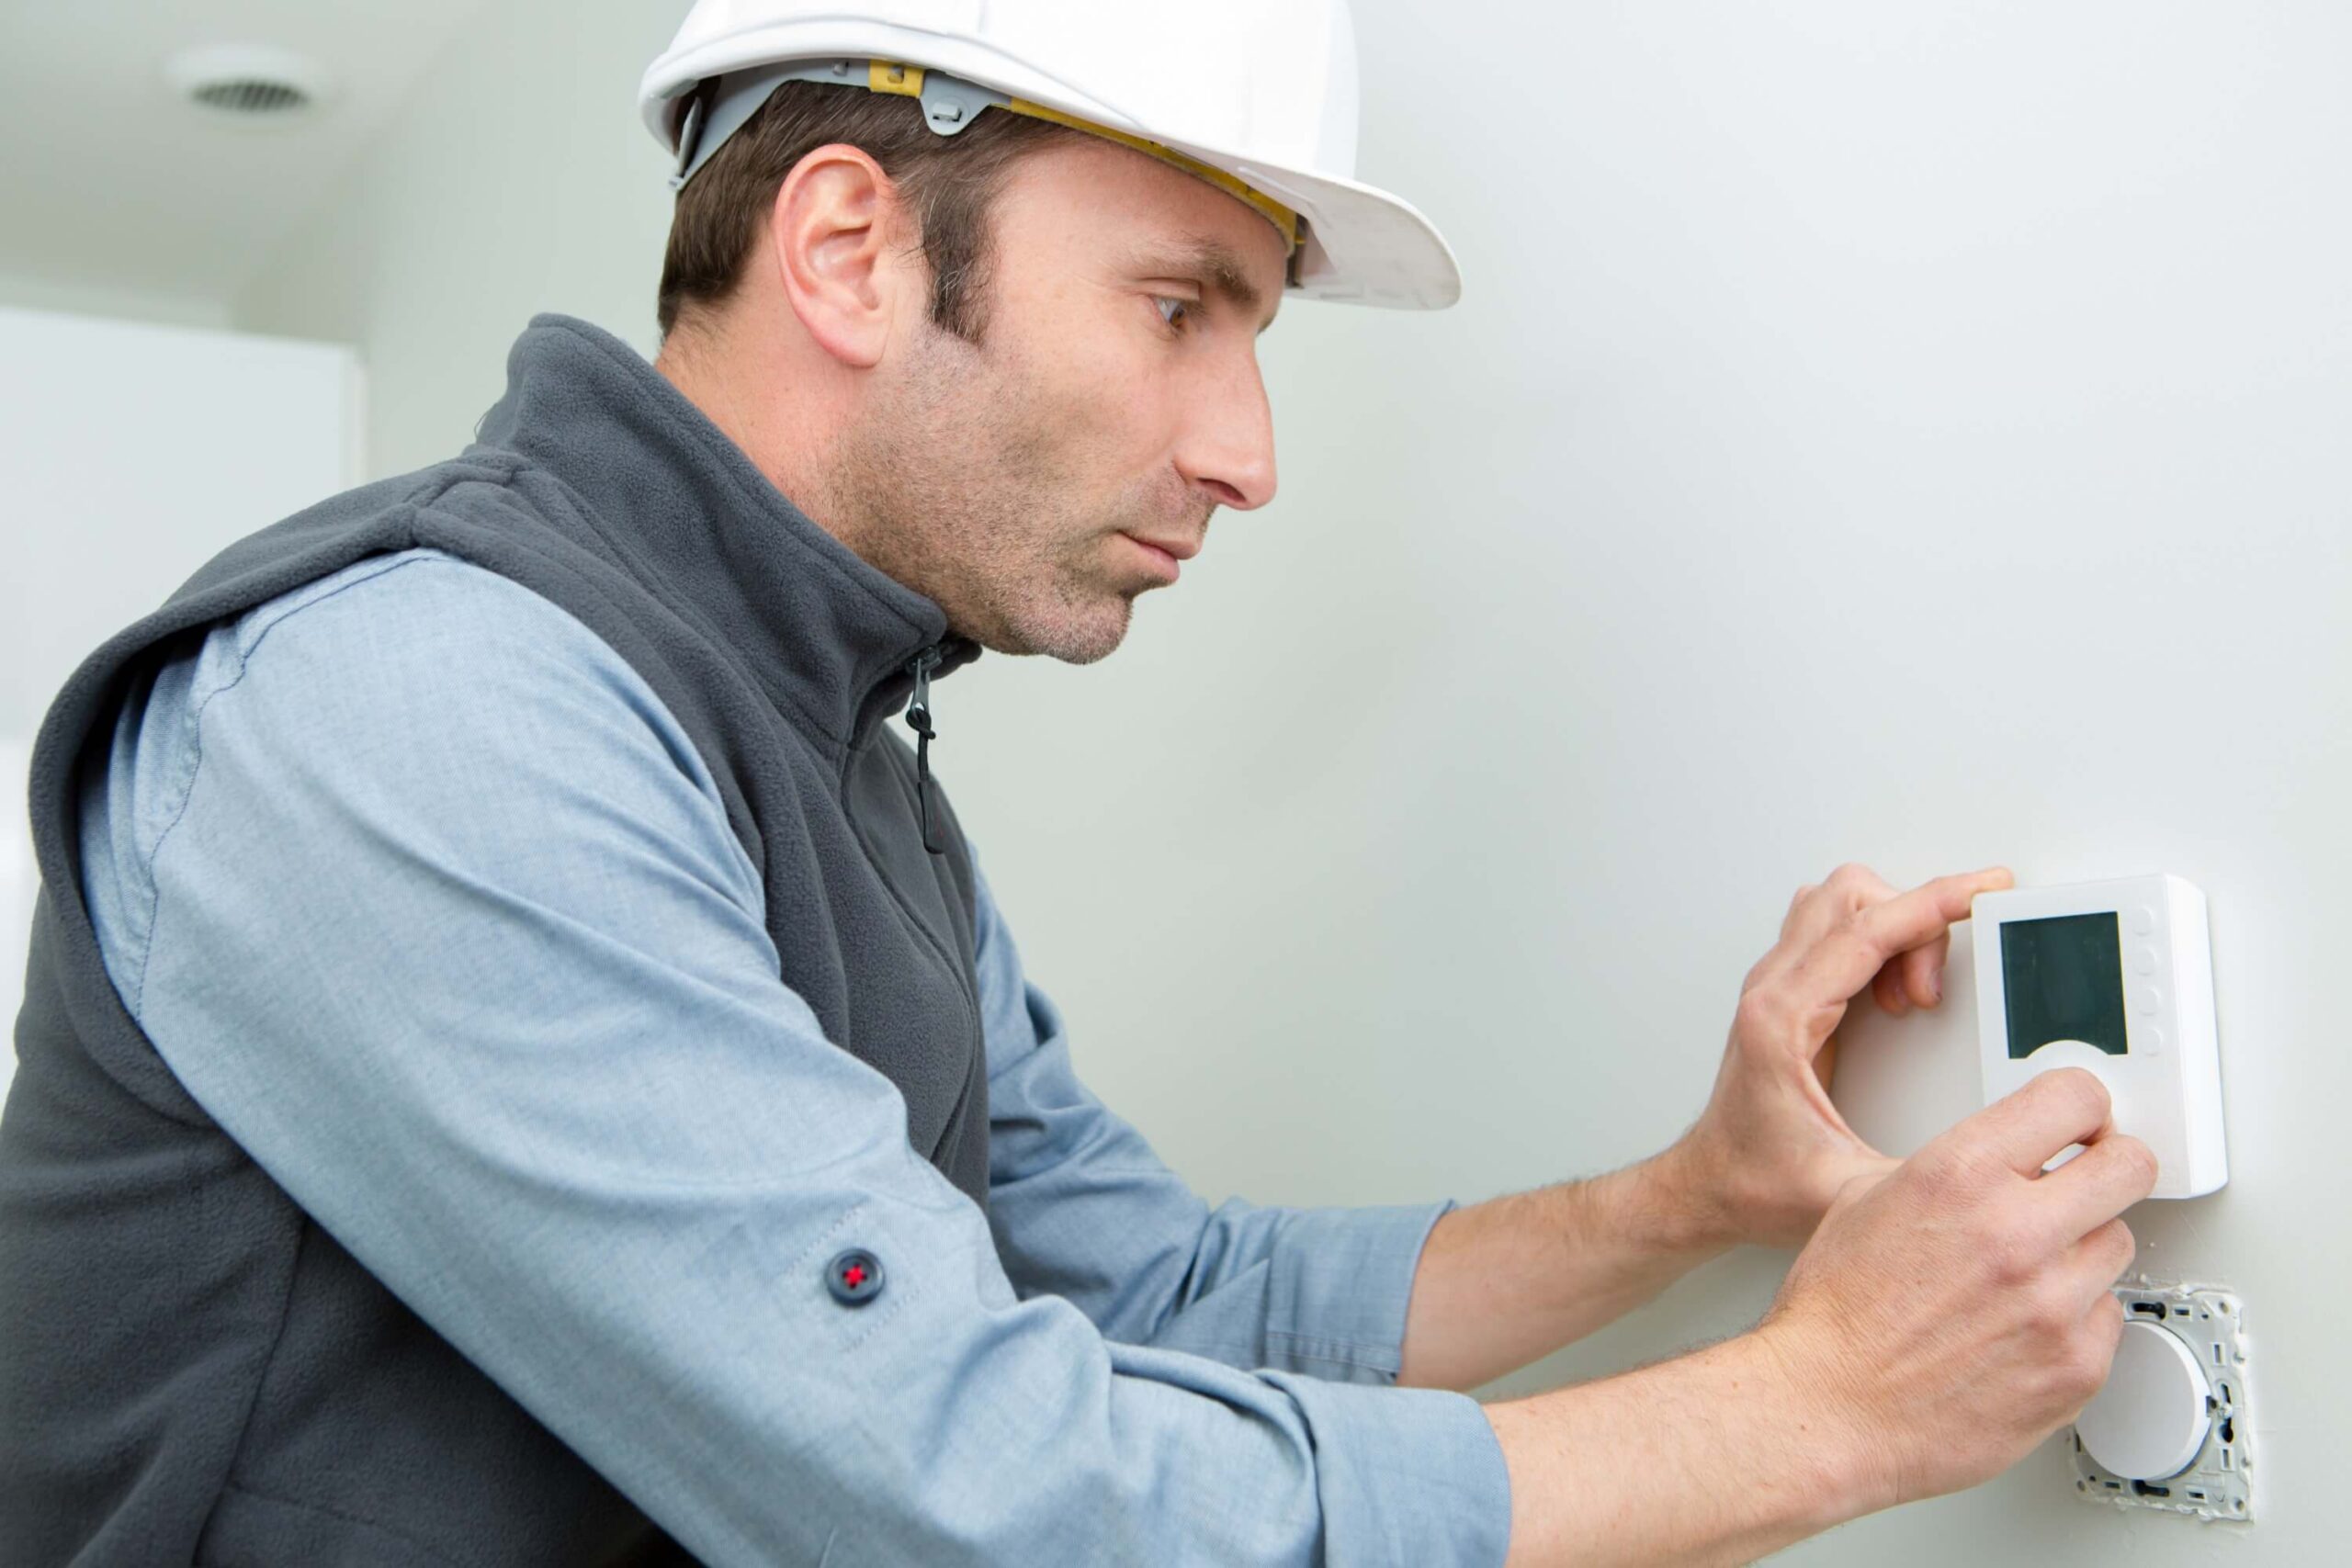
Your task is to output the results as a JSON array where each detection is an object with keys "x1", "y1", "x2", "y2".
[{"x1": 468, "y1": 312, "x2": 980, "y2": 752}]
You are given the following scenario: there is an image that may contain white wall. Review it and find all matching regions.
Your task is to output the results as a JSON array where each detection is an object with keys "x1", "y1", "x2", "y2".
[
  {"x1": 0, "y1": 307, "x2": 364, "y2": 738},
  {"x1": 0, "y1": 271, "x2": 232, "y2": 332},
  {"x1": 231, "y1": 1, "x2": 683, "y2": 476},
  {"x1": 233, "y1": 1, "x2": 2348, "y2": 1558}
]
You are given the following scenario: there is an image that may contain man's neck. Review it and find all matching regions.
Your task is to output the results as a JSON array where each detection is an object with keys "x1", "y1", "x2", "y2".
[{"x1": 654, "y1": 317, "x2": 852, "y2": 533}]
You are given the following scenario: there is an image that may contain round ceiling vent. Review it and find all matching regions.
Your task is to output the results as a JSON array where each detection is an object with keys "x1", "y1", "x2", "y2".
[{"x1": 165, "y1": 44, "x2": 334, "y2": 122}]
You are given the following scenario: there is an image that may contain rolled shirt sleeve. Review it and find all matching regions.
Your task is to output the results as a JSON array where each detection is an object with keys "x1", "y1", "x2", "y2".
[{"x1": 77, "y1": 548, "x2": 1514, "y2": 1567}]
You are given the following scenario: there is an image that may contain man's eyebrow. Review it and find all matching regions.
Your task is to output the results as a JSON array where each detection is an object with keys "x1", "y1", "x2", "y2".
[{"x1": 1130, "y1": 237, "x2": 1282, "y2": 333}]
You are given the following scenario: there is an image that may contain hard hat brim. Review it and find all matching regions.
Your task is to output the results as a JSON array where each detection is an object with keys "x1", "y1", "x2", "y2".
[{"x1": 1169, "y1": 138, "x2": 1463, "y2": 311}]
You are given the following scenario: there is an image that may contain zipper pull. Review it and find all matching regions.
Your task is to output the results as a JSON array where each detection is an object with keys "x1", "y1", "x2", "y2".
[{"x1": 905, "y1": 644, "x2": 946, "y2": 855}]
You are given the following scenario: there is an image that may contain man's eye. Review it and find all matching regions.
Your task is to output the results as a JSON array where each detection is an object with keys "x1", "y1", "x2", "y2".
[{"x1": 1154, "y1": 296, "x2": 1194, "y2": 333}]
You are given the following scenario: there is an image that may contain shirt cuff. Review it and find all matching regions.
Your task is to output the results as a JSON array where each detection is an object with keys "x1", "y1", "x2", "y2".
[
  {"x1": 1264, "y1": 1196, "x2": 1460, "y2": 1384},
  {"x1": 1262, "y1": 1367, "x2": 1514, "y2": 1568}
]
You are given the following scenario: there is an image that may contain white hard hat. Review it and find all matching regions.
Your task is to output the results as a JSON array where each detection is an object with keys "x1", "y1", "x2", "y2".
[{"x1": 639, "y1": 0, "x2": 1461, "y2": 310}]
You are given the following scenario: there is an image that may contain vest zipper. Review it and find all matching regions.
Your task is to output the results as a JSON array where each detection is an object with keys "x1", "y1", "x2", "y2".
[{"x1": 904, "y1": 643, "x2": 946, "y2": 855}]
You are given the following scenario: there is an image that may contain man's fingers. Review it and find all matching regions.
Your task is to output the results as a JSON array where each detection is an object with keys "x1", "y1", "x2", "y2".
[
  {"x1": 1763, "y1": 863, "x2": 1896, "y2": 1002},
  {"x1": 1901, "y1": 928, "x2": 1951, "y2": 1009},
  {"x1": 2037, "y1": 1132, "x2": 2159, "y2": 1241},
  {"x1": 2064, "y1": 1217, "x2": 2142, "y2": 1303},
  {"x1": 1781, "y1": 883, "x2": 1821, "y2": 942},
  {"x1": 1962, "y1": 1067, "x2": 2117, "y2": 1178},
  {"x1": 1799, "y1": 867, "x2": 2012, "y2": 1005},
  {"x1": 1872, "y1": 961, "x2": 1908, "y2": 1016},
  {"x1": 1872, "y1": 933, "x2": 1948, "y2": 1016},
  {"x1": 1780, "y1": 863, "x2": 1894, "y2": 956}
]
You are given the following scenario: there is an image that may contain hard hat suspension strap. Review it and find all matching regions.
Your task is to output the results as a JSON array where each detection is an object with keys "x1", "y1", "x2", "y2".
[{"x1": 667, "y1": 58, "x2": 1299, "y2": 256}]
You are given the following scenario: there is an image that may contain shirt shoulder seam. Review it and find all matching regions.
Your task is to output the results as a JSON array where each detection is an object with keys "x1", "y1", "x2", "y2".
[{"x1": 130, "y1": 552, "x2": 487, "y2": 1017}]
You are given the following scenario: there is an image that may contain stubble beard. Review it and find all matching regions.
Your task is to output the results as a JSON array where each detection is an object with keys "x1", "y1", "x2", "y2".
[{"x1": 828, "y1": 326, "x2": 1200, "y2": 666}]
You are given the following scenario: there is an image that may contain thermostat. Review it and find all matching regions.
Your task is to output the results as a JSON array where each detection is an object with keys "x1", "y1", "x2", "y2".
[{"x1": 1972, "y1": 874, "x2": 2226, "y2": 1199}]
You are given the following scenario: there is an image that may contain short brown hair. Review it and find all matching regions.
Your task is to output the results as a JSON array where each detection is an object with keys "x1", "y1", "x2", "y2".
[{"x1": 655, "y1": 81, "x2": 1080, "y2": 344}]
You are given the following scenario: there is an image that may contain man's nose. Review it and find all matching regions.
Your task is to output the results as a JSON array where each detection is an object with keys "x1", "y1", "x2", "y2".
[{"x1": 1175, "y1": 359, "x2": 1277, "y2": 512}]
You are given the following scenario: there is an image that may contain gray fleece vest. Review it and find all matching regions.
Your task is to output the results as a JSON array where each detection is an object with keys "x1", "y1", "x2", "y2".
[{"x1": 0, "y1": 313, "x2": 991, "y2": 1564}]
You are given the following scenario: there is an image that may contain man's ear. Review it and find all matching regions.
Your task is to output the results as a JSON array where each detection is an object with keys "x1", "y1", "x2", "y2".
[{"x1": 765, "y1": 144, "x2": 906, "y2": 368}]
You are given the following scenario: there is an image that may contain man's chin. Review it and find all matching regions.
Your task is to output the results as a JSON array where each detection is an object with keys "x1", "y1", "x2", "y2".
[{"x1": 977, "y1": 598, "x2": 1133, "y2": 666}]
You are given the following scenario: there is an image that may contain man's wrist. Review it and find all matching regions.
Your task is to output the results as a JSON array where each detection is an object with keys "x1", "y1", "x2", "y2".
[
  {"x1": 1400, "y1": 1149, "x2": 1743, "y2": 1392},
  {"x1": 1487, "y1": 1330, "x2": 1881, "y2": 1567},
  {"x1": 1626, "y1": 1136, "x2": 1746, "y2": 1258},
  {"x1": 1738, "y1": 1323, "x2": 1894, "y2": 1528}
]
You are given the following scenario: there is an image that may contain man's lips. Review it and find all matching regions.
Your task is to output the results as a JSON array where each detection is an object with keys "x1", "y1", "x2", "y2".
[
  {"x1": 1116, "y1": 531, "x2": 1197, "y2": 583},
  {"x1": 1119, "y1": 530, "x2": 1201, "y2": 562}
]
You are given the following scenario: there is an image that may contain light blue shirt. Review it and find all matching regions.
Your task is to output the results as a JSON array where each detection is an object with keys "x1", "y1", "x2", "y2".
[{"x1": 75, "y1": 547, "x2": 1512, "y2": 1565}]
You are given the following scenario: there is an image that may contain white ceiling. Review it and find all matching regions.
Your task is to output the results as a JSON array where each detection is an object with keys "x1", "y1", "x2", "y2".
[{"x1": 0, "y1": 1, "x2": 496, "y2": 312}]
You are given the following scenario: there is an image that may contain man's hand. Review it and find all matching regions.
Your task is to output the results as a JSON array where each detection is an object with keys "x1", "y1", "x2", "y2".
[
  {"x1": 1669, "y1": 862, "x2": 2015, "y2": 1248},
  {"x1": 1487, "y1": 1067, "x2": 2155, "y2": 1567},
  {"x1": 1754, "y1": 1066, "x2": 2157, "y2": 1509}
]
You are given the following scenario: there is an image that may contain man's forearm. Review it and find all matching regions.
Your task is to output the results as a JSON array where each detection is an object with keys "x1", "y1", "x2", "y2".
[
  {"x1": 1484, "y1": 1329, "x2": 1871, "y2": 1568},
  {"x1": 1396, "y1": 1142, "x2": 1736, "y2": 1393}
]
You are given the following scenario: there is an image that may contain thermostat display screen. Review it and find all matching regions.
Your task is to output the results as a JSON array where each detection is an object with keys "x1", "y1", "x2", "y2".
[{"x1": 2000, "y1": 912, "x2": 2129, "y2": 1059}]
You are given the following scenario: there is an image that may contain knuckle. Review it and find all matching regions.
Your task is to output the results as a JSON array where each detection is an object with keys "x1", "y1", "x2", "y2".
[
  {"x1": 2109, "y1": 1134, "x2": 2160, "y2": 1192},
  {"x1": 2072, "y1": 1305, "x2": 2127, "y2": 1387},
  {"x1": 1978, "y1": 1207, "x2": 2047, "y2": 1287},
  {"x1": 1826, "y1": 862, "x2": 1871, "y2": 891},
  {"x1": 2101, "y1": 1218, "x2": 2140, "y2": 1274},
  {"x1": 1991, "y1": 1230, "x2": 2042, "y2": 1290},
  {"x1": 2059, "y1": 1341, "x2": 2109, "y2": 1404},
  {"x1": 1907, "y1": 1139, "x2": 1973, "y2": 1199},
  {"x1": 2027, "y1": 1279, "x2": 2081, "y2": 1338},
  {"x1": 2041, "y1": 1066, "x2": 2112, "y2": 1122},
  {"x1": 2045, "y1": 1301, "x2": 2128, "y2": 1410}
]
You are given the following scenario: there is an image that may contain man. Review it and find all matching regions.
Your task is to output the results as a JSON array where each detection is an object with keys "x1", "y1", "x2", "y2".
[{"x1": 0, "y1": 2, "x2": 2153, "y2": 1563}]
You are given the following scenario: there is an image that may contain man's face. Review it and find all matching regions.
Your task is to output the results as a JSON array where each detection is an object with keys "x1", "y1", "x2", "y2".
[{"x1": 839, "y1": 135, "x2": 1286, "y2": 664}]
